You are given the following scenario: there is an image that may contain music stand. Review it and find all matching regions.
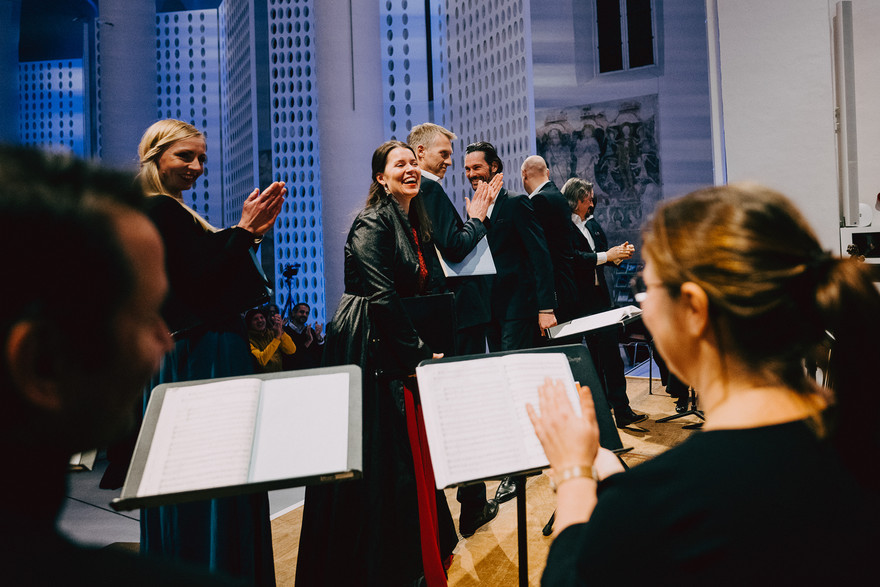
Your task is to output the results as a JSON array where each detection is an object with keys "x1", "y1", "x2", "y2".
[
  {"x1": 655, "y1": 386, "x2": 704, "y2": 429},
  {"x1": 419, "y1": 344, "x2": 622, "y2": 587}
]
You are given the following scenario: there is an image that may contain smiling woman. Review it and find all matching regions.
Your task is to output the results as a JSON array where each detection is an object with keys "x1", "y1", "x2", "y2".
[
  {"x1": 297, "y1": 140, "x2": 457, "y2": 587},
  {"x1": 127, "y1": 118, "x2": 287, "y2": 586}
]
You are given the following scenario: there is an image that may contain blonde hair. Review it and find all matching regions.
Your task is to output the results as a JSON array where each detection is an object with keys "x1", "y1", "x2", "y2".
[
  {"x1": 137, "y1": 119, "x2": 215, "y2": 231},
  {"x1": 407, "y1": 122, "x2": 457, "y2": 150}
]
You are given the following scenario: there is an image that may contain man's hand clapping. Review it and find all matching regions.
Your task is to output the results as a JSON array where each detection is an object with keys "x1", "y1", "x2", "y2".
[{"x1": 465, "y1": 173, "x2": 503, "y2": 221}]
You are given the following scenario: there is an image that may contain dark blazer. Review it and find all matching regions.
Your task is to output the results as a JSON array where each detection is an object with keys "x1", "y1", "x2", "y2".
[
  {"x1": 530, "y1": 181, "x2": 581, "y2": 322},
  {"x1": 486, "y1": 187, "x2": 556, "y2": 321},
  {"x1": 570, "y1": 216, "x2": 613, "y2": 314},
  {"x1": 419, "y1": 176, "x2": 491, "y2": 330}
]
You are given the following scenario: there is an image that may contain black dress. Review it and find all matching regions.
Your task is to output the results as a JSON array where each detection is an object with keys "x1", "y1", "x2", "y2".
[
  {"x1": 296, "y1": 196, "x2": 457, "y2": 586},
  {"x1": 140, "y1": 195, "x2": 275, "y2": 586},
  {"x1": 542, "y1": 419, "x2": 880, "y2": 586}
]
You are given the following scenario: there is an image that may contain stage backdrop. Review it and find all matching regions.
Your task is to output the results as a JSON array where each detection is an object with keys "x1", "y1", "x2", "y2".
[{"x1": 537, "y1": 95, "x2": 662, "y2": 303}]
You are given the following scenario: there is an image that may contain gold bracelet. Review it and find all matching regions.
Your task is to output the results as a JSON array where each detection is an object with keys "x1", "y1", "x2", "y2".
[{"x1": 553, "y1": 465, "x2": 597, "y2": 492}]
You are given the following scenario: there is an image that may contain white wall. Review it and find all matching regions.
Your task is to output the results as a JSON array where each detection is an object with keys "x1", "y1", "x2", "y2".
[
  {"x1": 712, "y1": 0, "x2": 880, "y2": 251},
  {"x1": 849, "y1": 0, "x2": 880, "y2": 225},
  {"x1": 315, "y1": 0, "x2": 385, "y2": 316},
  {"x1": 530, "y1": 0, "x2": 715, "y2": 200}
]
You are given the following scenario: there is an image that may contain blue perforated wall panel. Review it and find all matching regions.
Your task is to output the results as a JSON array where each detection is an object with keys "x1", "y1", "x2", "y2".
[
  {"x1": 267, "y1": 0, "x2": 325, "y2": 323},
  {"x1": 18, "y1": 60, "x2": 86, "y2": 156},
  {"x1": 156, "y1": 10, "x2": 224, "y2": 228}
]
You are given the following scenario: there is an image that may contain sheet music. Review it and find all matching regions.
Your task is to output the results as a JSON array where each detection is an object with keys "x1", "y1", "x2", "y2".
[
  {"x1": 249, "y1": 372, "x2": 350, "y2": 482},
  {"x1": 548, "y1": 305, "x2": 642, "y2": 339},
  {"x1": 417, "y1": 353, "x2": 580, "y2": 488},
  {"x1": 138, "y1": 379, "x2": 262, "y2": 496},
  {"x1": 434, "y1": 237, "x2": 497, "y2": 277}
]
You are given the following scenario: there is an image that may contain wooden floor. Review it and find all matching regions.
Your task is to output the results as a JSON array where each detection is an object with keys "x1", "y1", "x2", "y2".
[{"x1": 270, "y1": 376, "x2": 700, "y2": 586}]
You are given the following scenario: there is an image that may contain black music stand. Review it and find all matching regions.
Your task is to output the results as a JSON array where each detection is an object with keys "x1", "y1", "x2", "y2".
[{"x1": 420, "y1": 344, "x2": 622, "y2": 587}]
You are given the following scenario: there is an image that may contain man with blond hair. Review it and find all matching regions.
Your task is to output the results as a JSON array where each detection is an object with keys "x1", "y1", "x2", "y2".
[{"x1": 407, "y1": 122, "x2": 501, "y2": 538}]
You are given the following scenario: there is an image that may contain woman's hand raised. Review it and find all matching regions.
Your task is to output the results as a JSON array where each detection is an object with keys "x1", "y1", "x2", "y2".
[
  {"x1": 237, "y1": 181, "x2": 287, "y2": 237},
  {"x1": 527, "y1": 378, "x2": 599, "y2": 472}
]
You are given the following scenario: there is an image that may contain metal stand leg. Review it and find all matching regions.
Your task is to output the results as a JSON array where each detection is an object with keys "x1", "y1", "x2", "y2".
[{"x1": 656, "y1": 386, "x2": 704, "y2": 427}]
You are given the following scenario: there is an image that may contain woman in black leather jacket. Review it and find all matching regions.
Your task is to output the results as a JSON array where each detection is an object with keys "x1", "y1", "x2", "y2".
[{"x1": 297, "y1": 141, "x2": 456, "y2": 587}]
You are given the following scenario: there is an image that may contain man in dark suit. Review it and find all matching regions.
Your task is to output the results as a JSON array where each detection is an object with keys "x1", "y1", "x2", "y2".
[
  {"x1": 465, "y1": 142, "x2": 558, "y2": 353},
  {"x1": 408, "y1": 123, "x2": 499, "y2": 356},
  {"x1": 408, "y1": 123, "x2": 501, "y2": 537},
  {"x1": 464, "y1": 141, "x2": 557, "y2": 503},
  {"x1": 563, "y1": 177, "x2": 646, "y2": 429},
  {"x1": 521, "y1": 155, "x2": 581, "y2": 324}
]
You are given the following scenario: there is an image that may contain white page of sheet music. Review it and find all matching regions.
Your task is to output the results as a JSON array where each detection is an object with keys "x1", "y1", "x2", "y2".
[
  {"x1": 417, "y1": 353, "x2": 580, "y2": 488},
  {"x1": 249, "y1": 372, "x2": 351, "y2": 483},
  {"x1": 550, "y1": 305, "x2": 642, "y2": 339},
  {"x1": 137, "y1": 379, "x2": 262, "y2": 496}
]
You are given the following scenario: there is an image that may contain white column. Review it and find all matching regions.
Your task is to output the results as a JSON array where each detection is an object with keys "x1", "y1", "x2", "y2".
[
  {"x1": 315, "y1": 0, "x2": 385, "y2": 315},
  {"x1": 97, "y1": 0, "x2": 157, "y2": 169}
]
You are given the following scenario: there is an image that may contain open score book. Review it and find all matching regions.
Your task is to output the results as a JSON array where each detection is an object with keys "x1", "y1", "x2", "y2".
[
  {"x1": 112, "y1": 366, "x2": 362, "y2": 511},
  {"x1": 416, "y1": 352, "x2": 581, "y2": 489}
]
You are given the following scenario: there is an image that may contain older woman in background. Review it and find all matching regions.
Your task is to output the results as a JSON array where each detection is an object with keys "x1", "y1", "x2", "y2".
[
  {"x1": 136, "y1": 119, "x2": 285, "y2": 585},
  {"x1": 529, "y1": 184, "x2": 880, "y2": 584}
]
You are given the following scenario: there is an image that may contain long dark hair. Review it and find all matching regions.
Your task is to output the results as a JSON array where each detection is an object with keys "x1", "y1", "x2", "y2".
[
  {"x1": 366, "y1": 140, "x2": 432, "y2": 243},
  {"x1": 643, "y1": 183, "x2": 880, "y2": 484}
]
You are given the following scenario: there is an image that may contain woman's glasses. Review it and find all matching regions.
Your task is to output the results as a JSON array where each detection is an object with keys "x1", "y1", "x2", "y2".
[{"x1": 630, "y1": 273, "x2": 648, "y2": 303}]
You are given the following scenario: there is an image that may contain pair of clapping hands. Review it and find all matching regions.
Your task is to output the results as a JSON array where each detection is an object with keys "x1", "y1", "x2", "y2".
[{"x1": 608, "y1": 241, "x2": 636, "y2": 265}]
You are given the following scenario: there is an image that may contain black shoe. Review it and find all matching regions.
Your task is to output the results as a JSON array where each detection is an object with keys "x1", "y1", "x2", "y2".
[
  {"x1": 675, "y1": 397, "x2": 689, "y2": 413},
  {"x1": 459, "y1": 499, "x2": 499, "y2": 537},
  {"x1": 615, "y1": 409, "x2": 648, "y2": 428},
  {"x1": 494, "y1": 476, "x2": 520, "y2": 504}
]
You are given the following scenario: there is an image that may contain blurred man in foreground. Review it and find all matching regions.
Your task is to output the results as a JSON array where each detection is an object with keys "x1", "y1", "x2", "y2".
[{"x1": 0, "y1": 145, "x2": 241, "y2": 585}]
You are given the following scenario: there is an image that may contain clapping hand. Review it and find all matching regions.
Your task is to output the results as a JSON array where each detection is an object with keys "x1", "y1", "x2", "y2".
[
  {"x1": 270, "y1": 313, "x2": 284, "y2": 338},
  {"x1": 465, "y1": 173, "x2": 503, "y2": 221},
  {"x1": 527, "y1": 378, "x2": 599, "y2": 473},
  {"x1": 237, "y1": 181, "x2": 287, "y2": 237},
  {"x1": 608, "y1": 241, "x2": 635, "y2": 264}
]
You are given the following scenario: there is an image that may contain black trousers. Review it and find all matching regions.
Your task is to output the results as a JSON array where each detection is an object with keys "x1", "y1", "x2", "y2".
[
  {"x1": 486, "y1": 317, "x2": 539, "y2": 353},
  {"x1": 585, "y1": 329, "x2": 630, "y2": 413}
]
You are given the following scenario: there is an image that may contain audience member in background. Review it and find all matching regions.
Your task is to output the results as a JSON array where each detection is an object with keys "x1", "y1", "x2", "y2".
[
  {"x1": 0, "y1": 145, "x2": 240, "y2": 585},
  {"x1": 529, "y1": 184, "x2": 880, "y2": 584},
  {"x1": 247, "y1": 307, "x2": 296, "y2": 373},
  {"x1": 136, "y1": 119, "x2": 285, "y2": 585},
  {"x1": 282, "y1": 302, "x2": 324, "y2": 370},
  {"x1": 263, "y1": 303, "x2": 281, "y2": 322},
  {"x1": 297, "y1": 140, "x2": 456, "y2": 587},
  {"x1": 563, "y1": 178, "x2": 644, "y2": 429}
]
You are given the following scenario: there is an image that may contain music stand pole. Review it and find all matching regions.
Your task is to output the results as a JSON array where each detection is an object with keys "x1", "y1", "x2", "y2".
[{"x1": 515, "y1": 475, "x2": 528, "y2": 587}]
